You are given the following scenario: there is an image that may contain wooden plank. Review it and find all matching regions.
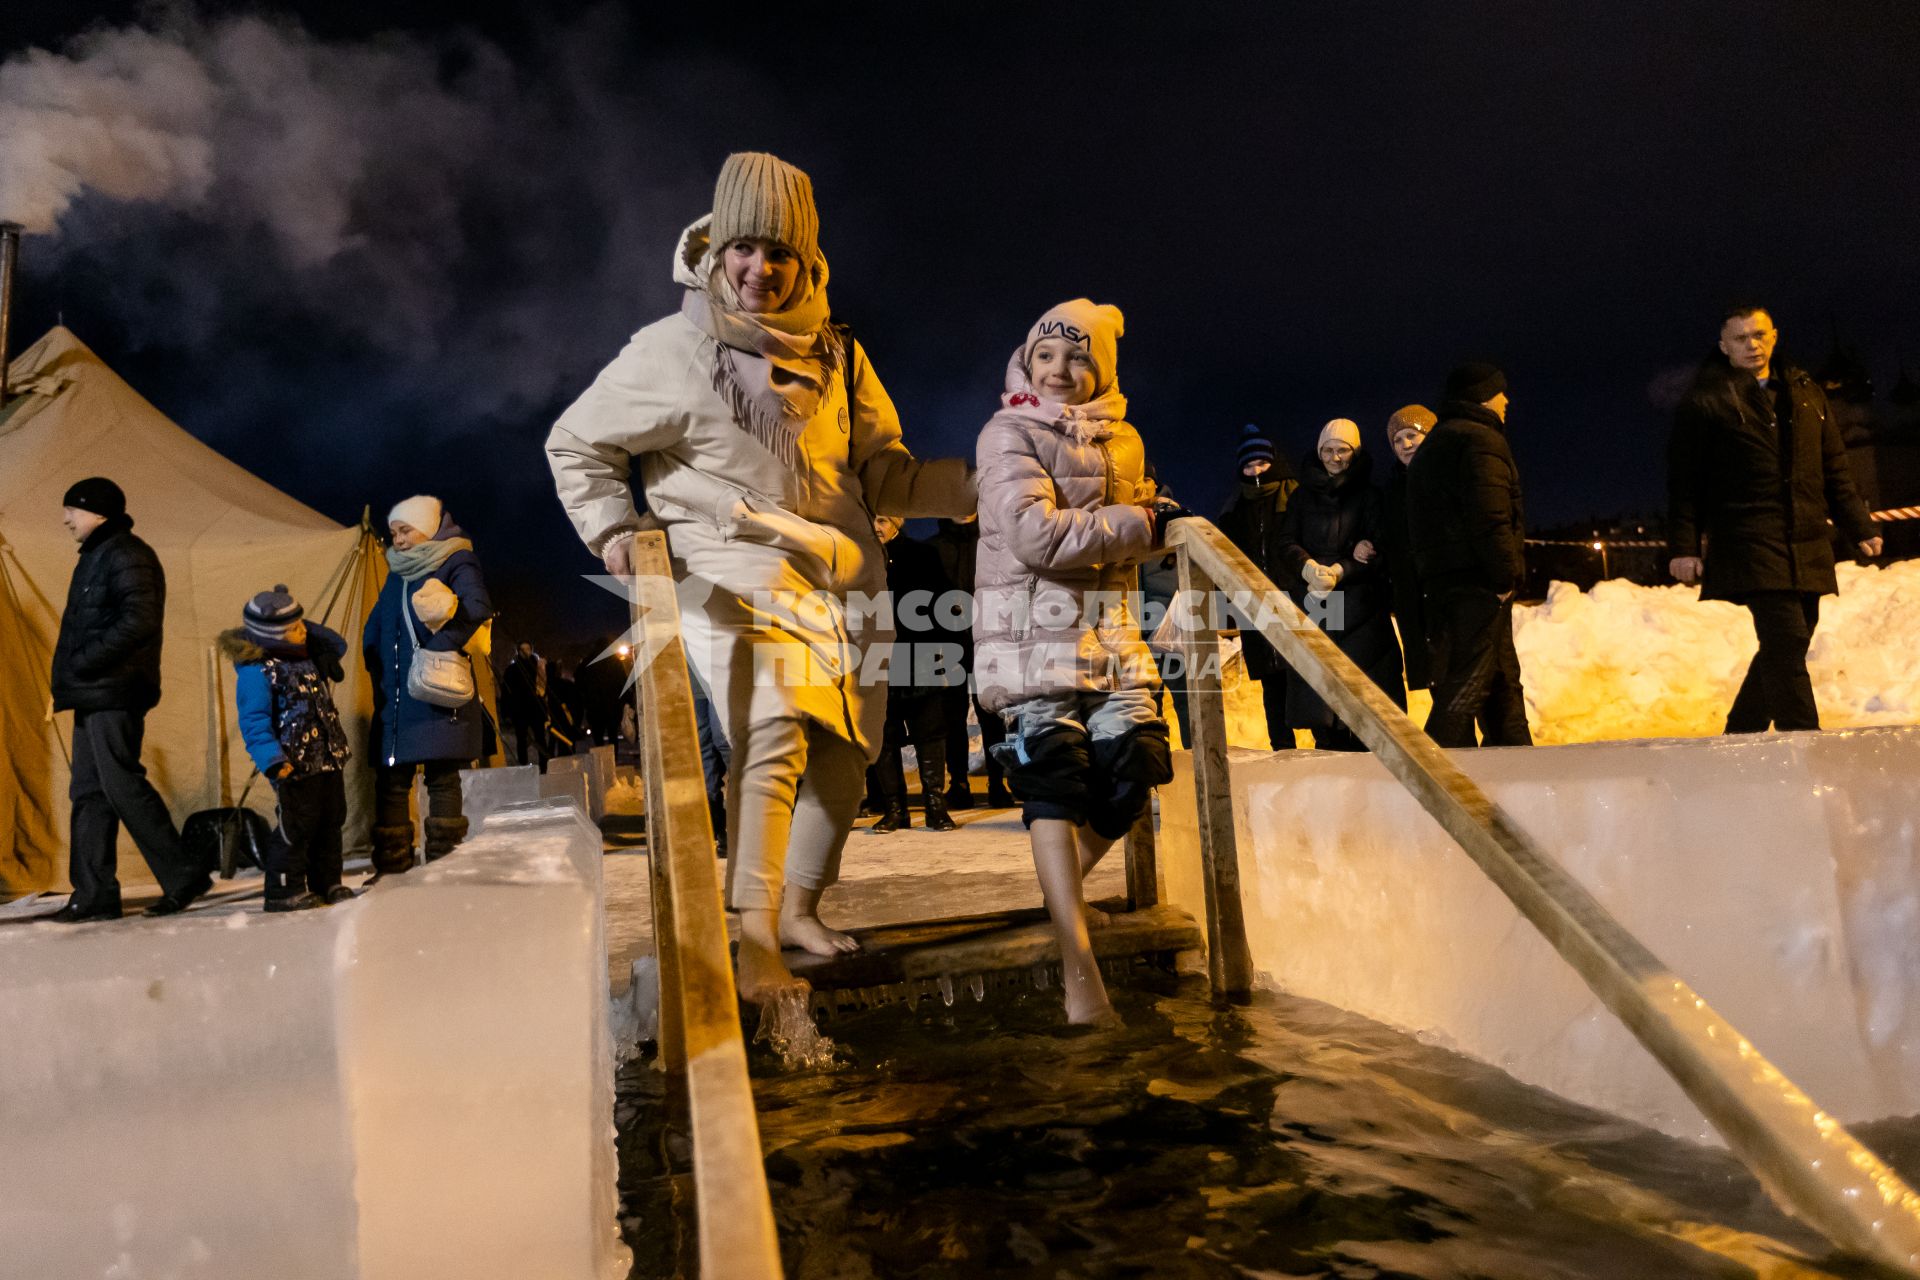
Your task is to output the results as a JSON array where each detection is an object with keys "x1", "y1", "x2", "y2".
[
  {"x1": 787, "y1": 904, "x2": 1202, "y2": 989},
  {"x1": 1123, "y1": 808, "x2": 1159, "y2": 911},
  {"x1": 1169, "y1": 518, "x2": 1920, "y2": 1273},
  {"x1": 628, "y1": 532, "x2": 784, "y2": 1280},
  {"x1": 1174, "y1": 548, "x2": 1255, "y2": 1003}
]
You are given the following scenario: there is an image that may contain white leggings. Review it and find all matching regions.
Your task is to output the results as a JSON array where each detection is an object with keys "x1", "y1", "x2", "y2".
[{"x1": 721, "y1": 715, "x2": 867, "y2": 912}]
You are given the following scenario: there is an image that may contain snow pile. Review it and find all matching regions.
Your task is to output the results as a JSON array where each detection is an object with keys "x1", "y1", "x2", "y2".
[{"x1": 1514, "y1": 560, "x2": 1920, "y2": 744}]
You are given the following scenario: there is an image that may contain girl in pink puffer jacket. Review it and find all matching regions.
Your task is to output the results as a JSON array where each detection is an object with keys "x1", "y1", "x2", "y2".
[{"x1": 972, "y1": 299, "x2": 1189, "y2": 1025}]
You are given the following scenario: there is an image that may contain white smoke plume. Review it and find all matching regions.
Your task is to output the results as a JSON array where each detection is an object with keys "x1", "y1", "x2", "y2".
[{"x1": 0, "y1": 8, "x2": 717, "y2": 425}]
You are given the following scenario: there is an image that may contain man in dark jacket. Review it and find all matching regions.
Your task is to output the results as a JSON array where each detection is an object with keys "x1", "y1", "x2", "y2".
[
  {"x1": 501, "y1": 641, "x2": 550, "y2": 770},
  {"x1": 1668, "y1": 306, "x2": 1881, "y2": 733},
  {"x1": 1216, "y1": 424, "x2": 1301, "y2": 749},
  {"x1": 1406, "y1": 364, "x2": 1534, "y2": 749},
  {"x1": 48, "y1": 478, "x2": 208, "y2": 920},
  {"x1": 867, "y1": 518, "x2": 957, "y2": 832},
  {"x1": 928, "y1": 515, "x2": 1014, "y2": 810}
]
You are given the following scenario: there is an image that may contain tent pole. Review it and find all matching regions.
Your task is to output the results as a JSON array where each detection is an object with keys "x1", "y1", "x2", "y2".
[{"x1": 0, "y1": 223, "x2": 20, "y2": 406}]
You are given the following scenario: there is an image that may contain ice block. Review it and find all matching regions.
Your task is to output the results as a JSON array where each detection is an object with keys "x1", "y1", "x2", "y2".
[
  {"x1": 545, "y1": 755, "x2": 604, "y2": 821},
  {"x1": 461, "y1": 763, "x2": 541, "y2": 829},
  {"x1": 0, "y1": 802, "x2": 630, "y2": 1279},
  {"x1": 1158, "y1": 726, "x2": 1920, "y2": 1143}
]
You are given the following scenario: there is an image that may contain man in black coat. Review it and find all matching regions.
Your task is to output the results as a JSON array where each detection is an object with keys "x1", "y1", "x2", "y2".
[
  {"x1": 867, "y1": 519, "x2": 958, "y2": 833},
  {"x1": 1668, "y1": 306, "x2": 1881, "y2": 732},
  {"x1": 1215, "y1": 424, "x2": 1300, "y2": 749},
  {"x1": 501, "y1": 641, "x2": 550, "y2": 769},
  {"x1": 47, "y1": 478, "x2": 208, "y2": 921},
  {"x1": 1406, "y1": 364, "x2": 1534, "y2": 749}
]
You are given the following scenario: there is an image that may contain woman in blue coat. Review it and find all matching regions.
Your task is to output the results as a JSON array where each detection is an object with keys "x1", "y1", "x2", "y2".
[{"x1": 363, "y1": 495, "x2": 493, "y2": 878}]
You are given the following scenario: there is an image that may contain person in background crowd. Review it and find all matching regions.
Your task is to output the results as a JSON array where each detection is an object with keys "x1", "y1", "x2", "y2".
[
  {"x1": 1275, "y1": 419, "x2": 1405, "y2": 750},
  {"x1": 47, "y1": 477, "x2": 210, "y2": 920},
  {"x1": 1377, "y1": 404, "x2": 1438, "y2": 693},
  {"x1": 693, "y1": 692, "x2": 730, "y2": 857},
  {"x1": 867, "y1": 516, "x2": 959, "y2": 833},
  {"x1": 545, "y1": 151, "x2": 975, "y2": 1004},
  {"x1": 973, "y1": 299, "x2": 1186, "y2": 1025},
  {"x1": 1407, "y1": 364, "x2": 1533, "y2": 748},
  {"x1": 1215, "y1": 423, "x2": 1300, "y2": 749},
  {"x1": 545, "y1": 657, "x2": 580, "y2": 756},
  {"x1": 222, "y1": 585, "x2": 354, "y2": 911},
  {"x1": 929, "y1": 514, "x2": 1014, "y2": 810},
  {"x1": 502, "y1": 640, "x2": 550, "y2": 770},
  {"x1": 1668, "y1": 305, "x2": 1880, "y2": 733},
  {"x1": 363, "y1": 494, "x2": 493, "y2": 880}
]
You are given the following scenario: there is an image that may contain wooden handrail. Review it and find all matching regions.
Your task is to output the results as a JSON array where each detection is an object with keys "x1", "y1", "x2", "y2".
[
  {"x1": 1167, "y1": 517, "x2": 1920, "y2": 1273},
  {"x1": 628, "y1": 532, "x2": 785, "y2": 1280}
]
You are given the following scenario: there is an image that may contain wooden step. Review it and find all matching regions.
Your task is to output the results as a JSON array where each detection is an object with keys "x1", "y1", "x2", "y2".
[{"x1": 786, "y1": 902, "x2": 1202, "y2": 991}]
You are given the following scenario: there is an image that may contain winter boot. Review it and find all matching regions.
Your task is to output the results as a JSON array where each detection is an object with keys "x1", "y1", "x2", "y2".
[
  {"x1": 868, "y1": 800, "x2": 909, "y2": 834},
  {"x1": 265, "y1": 892, "x2": 322, "y2": 913},
  {"x1": 944, "y1": 782, "x2": 975, "y2": 812},
  {"x1": 369, "y1": 823, "x2": 417, "y2": 879},
  {"x1": 423, "y1": 816, "x2": 470, "y2": 863},
  {"x1": 985, "y1": 783, "x2": 1017, "y2": 809},
  {"x1": 923, "y1": 794, "x2": 957, "y2": 832}
]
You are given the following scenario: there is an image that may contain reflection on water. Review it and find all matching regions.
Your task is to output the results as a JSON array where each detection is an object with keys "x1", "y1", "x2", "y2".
[{"x1": 619, "y1": 968, "x2": 1913, "y2": 1278}]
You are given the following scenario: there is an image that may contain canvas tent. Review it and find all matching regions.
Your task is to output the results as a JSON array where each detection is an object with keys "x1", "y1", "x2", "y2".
[{"x1": 0, "y1": 326, "x2": 386, "y2": 899}]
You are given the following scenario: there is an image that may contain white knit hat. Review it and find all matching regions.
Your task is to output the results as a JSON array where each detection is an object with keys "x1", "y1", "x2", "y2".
[
  {"x1": 1024, "y1": 299, "x2": 1125, "y2": 394},
  {"x1": 1318, "y1": 419, "x2": 1362, "y2": 452},
  {"x1": 388, "y1": 495, "x2": 444, "y2": 538}
]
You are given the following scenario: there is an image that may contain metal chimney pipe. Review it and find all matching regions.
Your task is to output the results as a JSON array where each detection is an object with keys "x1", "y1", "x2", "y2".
[{"x1": 0, "y1": 222, "x2": 21, "y2": 407}]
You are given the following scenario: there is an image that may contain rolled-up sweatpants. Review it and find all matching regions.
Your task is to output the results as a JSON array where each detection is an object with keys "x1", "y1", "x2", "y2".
[{"x1": 722, "y1": 714, "x2": 867, "y2": 911}]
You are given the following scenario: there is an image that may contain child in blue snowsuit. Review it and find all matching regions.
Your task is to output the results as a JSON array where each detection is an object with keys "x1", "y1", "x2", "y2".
[{"x1": 221, "y1": 585, "x2": 354, "y2": 911}]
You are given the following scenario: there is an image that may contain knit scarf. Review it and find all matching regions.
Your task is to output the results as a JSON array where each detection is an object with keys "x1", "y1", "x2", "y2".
[
  {"x1": 995, "y1": 346, "x2": 1129, "y2": 446},
  {"x1": 1239, "y1": 479, "x2": 1281, "y2": 500},
  {"x1": 672, "y1": 216, "x2": 842, "y2": 469},
  {"x1": 386, "y1": 536, "x2": 472, "y2": 583}
]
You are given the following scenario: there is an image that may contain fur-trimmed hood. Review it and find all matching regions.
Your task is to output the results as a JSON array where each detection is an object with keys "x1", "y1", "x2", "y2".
[
  {"x1": 218, "y1": 623, "x2": 348, "y2": 681},
  {"x1": 218, "y1": 628, "x2": 270, "y2": 666}
]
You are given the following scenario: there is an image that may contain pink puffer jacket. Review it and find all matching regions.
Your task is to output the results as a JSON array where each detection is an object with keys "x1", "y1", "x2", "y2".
[{"x1": 971, "y1": 398, "x2": 1162, "y2": 713}]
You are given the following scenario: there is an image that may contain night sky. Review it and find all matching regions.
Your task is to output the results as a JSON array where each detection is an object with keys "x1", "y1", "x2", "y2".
[{"x1": 6, "y1": 1, "x2": 1918, "y2": 653}]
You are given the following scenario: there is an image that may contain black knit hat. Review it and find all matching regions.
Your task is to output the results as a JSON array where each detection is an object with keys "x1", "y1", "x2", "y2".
[
  {"x1": 1236, "y1": 423, "x2": 1275, "y2": 472},
  {"x1": 1443, "y1": 362, "x2": 1508, "y2": 405},
  {"x1": 244, "y1": 584, "x2": 305, "y2": 643},
  {"x1": 62, "y1": 477, "x2": 126, "y2": 519}
]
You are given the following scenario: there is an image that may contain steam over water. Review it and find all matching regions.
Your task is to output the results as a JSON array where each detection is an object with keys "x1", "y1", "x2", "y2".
[{"x1": 618, "y1": 969, "x2": 1914, "y2": 1278}]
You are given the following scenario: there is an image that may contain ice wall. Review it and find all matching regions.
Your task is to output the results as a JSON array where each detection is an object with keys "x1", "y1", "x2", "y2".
[
  {"x1": 1158, "y1": 727, "x2": 1920, "y2": 1144},
  {"x1": 0, "y1": 802, "x2": 630, "y2": 1279}
]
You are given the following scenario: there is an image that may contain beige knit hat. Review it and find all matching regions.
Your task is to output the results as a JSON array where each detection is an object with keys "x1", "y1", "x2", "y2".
[
  {"x1": 710, "y1": 151, "x2": 820, "y2": 266},
  {"x1": 1318, "y1": 419, "x2": 1362, "y2": 452}
]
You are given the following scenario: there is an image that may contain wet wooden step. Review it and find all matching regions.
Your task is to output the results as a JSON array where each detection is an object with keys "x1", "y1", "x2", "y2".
[{"x1": 786, "y1": 902, "x2": 1202, "y2": 991}]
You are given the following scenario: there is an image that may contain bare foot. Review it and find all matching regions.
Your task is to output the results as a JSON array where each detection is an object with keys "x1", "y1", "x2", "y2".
[
  {"x1": 736, "y1": 932, "x2": 803, "y2": 1006},
  {"x1": 780, "y1": 912, "x2": 861, "y2": 957},
  {"x1": 1064, "y1": 989, "x2": 1121, "y2": 1027}
]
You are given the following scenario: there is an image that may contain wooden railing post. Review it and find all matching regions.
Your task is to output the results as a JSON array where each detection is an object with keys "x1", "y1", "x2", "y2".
[
  {"x1": 1168, "y1": 519, "x2": 1920, "y2": 1273},
  {"x1": 1174, "y1": 546, "x2": 1254, "y2": 1003},
  {"x1": 627, "y1": 534, "x2": 784, "y2": 1280},
  {"x1": 1122, "y1": 809, "x2": 1158, "y2": 912}
]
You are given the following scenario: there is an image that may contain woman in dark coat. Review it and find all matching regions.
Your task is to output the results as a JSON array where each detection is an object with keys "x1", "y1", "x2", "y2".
[
  {"x1": 1215, "y1": 424, "x2": 1300, "y2": 749},
  {"x1": 363, "y1": 494, "x2": 493, "y2": 878},
  {"x1": 1276, "y1": 420, "x2": 1405, "y2": 751}
]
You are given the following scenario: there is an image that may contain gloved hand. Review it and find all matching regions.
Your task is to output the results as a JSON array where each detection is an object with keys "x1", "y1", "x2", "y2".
[
  {"x1": 1151, "y1": 500, "x2": 1194, "y2": 543},
  {"x1": 1300, "y1": 559, "x2": 1325, "y2": 587},
  {"x1": 411, "y1": 578, "x2": 460, "y2": 632}
]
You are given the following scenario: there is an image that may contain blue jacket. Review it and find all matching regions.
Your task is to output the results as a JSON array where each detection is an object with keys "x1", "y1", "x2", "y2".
[
  {"x1": 363, "y1": 527, "x2": 493, "y2": 766},
  {"x1": 225, "y1": 622, "x2": 351, "y2": 777}
]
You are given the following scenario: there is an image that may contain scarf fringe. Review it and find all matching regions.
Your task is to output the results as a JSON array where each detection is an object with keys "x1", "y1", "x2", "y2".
[{"x1": 708, "y1": 329, "x2": 846, "y2": 472}]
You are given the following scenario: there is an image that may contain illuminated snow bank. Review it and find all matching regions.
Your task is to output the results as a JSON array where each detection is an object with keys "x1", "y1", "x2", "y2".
[
  {"x1": 0, "y1": 802, "x2": 630, "y2": 1280},
  {"x1": 1159, "y1": 727, "x2": 1920, "y2": 1144},
  {"x1": 1514, "y1": 560, "x2": 1920, "y2": 743}
]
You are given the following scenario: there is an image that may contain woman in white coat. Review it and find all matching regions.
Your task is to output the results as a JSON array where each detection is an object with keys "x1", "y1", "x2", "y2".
[{"x1": 547, "y1": 152, "x2": 975, "y2": 1002}]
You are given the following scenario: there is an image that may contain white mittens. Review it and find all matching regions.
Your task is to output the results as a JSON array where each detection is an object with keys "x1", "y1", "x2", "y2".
[
  {"x1": 1301, "y1": 559, "x2": 1343, "y2": 597},
  {"x1": 411, "y1": 578, "x2": 459, "y2": 631}
]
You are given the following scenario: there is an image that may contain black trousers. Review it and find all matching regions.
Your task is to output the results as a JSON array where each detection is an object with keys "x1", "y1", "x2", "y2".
[
  {"x1": 872, "y1": 690, "x2": 949, "y2": 805},
  {"x1": 511, "y1": 717, "x2": 548, "y2": 770},
  {"x1": 372, "y1": 761, "x2": 463, "y2": 872},
  {"x1": 1424, "y1": 587, "x2": 1533, "y2": 749},
  {"x1": 266, "y1": 770, "x2": 346, "y2": 899},
  {"x1": 1256, "y1": 675, "x2": 1295, "y2": 750},
  {"x1": 1726, "y1": 592, "x2": 1822, "y2": 733},
  {"x1": 68, "y1": 708, "x2": 196, "y2": 907},
  {"x1": 939, "y1": 686, "x2": 1008, "y2": 797}
]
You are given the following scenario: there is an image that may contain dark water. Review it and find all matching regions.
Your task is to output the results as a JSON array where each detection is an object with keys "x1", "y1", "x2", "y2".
[{"x1": 618, "y1": 967, "x2": 1917, "y2": 1279}]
